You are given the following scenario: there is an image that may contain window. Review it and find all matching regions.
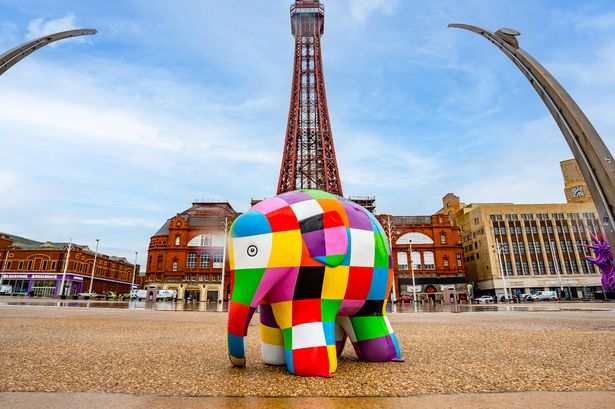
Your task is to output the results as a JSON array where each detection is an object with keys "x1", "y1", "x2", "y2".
[
  {"x1": 572, "y1": 260, "x2": 579, "y2": 274},
  {"x1": 519, "y1": 243, "x2": 526, "y2": 254},
  {"x1": 548, "y1": 260, "x2": 555, "y2": 274},
  {"x1": 438, "y1": 217, "x2": 443, "y2": 224},
  {"x1": 548, "y1": 226, "x2": 554, "y2": 234},
  {"x1": 494, "y1": 227, "x2": 499, "y2": 235},
  {"x1": 423, "y1": 252, "x2": 435, "y2": 270},
  {"x1": 42, "y1": 260, "x2": 48, "y2": 270},
  {"x1": 512, "y1": 242, "x2": 519, "y2": 254},
  {"x1": 397, "y1": 252, "x2": 408, "y2": 270},
  {"x1": 175, "y1": 236, "x2": 180, "y2": 246},
  {"x1": 172, "y1": 261, "x2": 178, "y2": 272},
  {"x1": 541, "y1": 226, "x2": 547, "y2": 234},
  {"x1": 560, "y1": 241, "x2": 567, "y2": 253},
  {"x1": 506, "y1": 261, "x2": 513, "y2": 276},
  {"x1": 456, "y1": 254, "x2": 462, "y2": 267},
  {"x1": 188, "y1": 234, "x2": 214, "y2": 247},
  {"x1": 200, "y1": 253, "x2": 210, "y2": 269},
  {"x1": 440, "y1": 234, "x2": 446, "y2": 244},
  {"x1": 522, "y1": 261, "x2": 529, "y2": 275},
  {"x1": 538, "y1": 260, "x2": 545, "y2": 275},
  {"x1": 396, "y1": 232, "x2": 433, "y2": 245},
  {"x1": 525, "y1": 226, "x2": 531, "y2": 234},
  {"x1": 535, "y1": 242, "x2": 541, "y2": 253},
  {"x1": 516, "y1": 226, "x2": 522, "y2": 234},
  {"x1": 528, "y1": 242, "x2": 535, "y2": 253},
  {"x1": 443, "y1": 258, "x2": 449, "y2": 267},
  {"x1": 501, "y1": 226, "x2": 506, "y2": 234},
  {"x1": 411, "y1": 251, "x2": 421, "y2": 269},
  {"x1": 213, "y1": 252, "x2": 224, "y2": 268},
  {"x1": 532, "y1": 226, "x2": 538, "y2": 234},
  {"x1": 515, "y1": 261, "x2": 521, "y2": 275},
  {"x1": 187, "y1": 252, "x2": 197, "y2": 268},
  {"x1": 563, "y1": 225, "x2": 569, "y2": 233},
  {"x1": 564, "y1": 260, "x2": 571, "y2": 273},
  {"x1": 27, "y1": 260, "x2": 33, "y2": 271}
]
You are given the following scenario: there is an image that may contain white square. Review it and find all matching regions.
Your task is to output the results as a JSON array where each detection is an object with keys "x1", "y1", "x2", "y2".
[
  {"x1": 290, "y1": 200, "x2": 323, "y2": 221},
  {"x1": 384, "y1": 316, "x2": 393, "y2": 335},
  {"x1": 349, "y1": 228, "x2": 375, "y2": 267},
  {"x1": 231, "y1": 233, "x2": 272, "y2": 270},
  {"x1": 292, "y1": 322, "x2": 327, "y2": 349},
  {"x1": 261, "y1": 343, "x2": 286, "y2": 365}
]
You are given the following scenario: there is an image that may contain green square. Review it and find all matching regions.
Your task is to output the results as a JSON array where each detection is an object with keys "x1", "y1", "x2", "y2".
[
  {"x1": 321, "y1": 299, "x2": 343, "y2": 322},
  {"x1": 350, "y1": 316, "x2": 390, "y2": 341},
  {"x1": 373, "y1": 232, "x2": 390, "y2": 268},
  {"x1": 303, "y1": 189, "x2": 335, "y2": 199},
  {"x1": 282, "y1": 327, "x2": 293, "y2": 348},
  {"x1": 325, "y1": 254, "x2": 346, "y2": 267},
  {"x1": 230, "y1": 268, "x2": 265, "y2": 305}
]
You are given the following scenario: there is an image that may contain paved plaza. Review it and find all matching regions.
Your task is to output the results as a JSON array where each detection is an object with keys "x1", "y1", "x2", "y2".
[{"x1": 0, "y1": 303, "x2": 614, "y2": 407}]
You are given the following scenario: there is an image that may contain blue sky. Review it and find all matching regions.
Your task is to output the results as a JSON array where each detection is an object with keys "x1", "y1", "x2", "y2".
[{"x1": 1, "y1": 0, "x2": 615, "y2": 268}]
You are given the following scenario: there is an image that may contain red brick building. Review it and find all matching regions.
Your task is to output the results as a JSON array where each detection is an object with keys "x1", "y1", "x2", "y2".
[
  {"x1": 0, "y1": 233, "x2": 140, "y2": 296},
  {"x1": 146, "y1": 202, "x2": 239, "y2": 301},
  {"x1": 376, "y1": 214, "x2": 466, "y2": 301}
]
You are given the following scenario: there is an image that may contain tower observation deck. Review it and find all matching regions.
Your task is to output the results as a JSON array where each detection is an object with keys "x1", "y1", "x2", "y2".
[{"x1": 277, "y1": 0, "x2": 343, "y2": 196}]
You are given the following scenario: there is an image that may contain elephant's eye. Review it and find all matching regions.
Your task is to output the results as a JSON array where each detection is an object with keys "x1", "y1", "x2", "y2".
[{"x1": 247, "y1": 245, "x2": 258, "y2": 257}]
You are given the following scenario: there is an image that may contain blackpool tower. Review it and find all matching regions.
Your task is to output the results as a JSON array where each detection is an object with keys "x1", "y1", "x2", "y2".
[{"x1": 277, "y1": 0, "x2": 343, "y2": 196}]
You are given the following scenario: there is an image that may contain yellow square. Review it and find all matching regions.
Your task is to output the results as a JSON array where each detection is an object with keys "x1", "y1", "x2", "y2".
[
  {"x1": 321, "y1": 265, "x2": 349, "y2": 300},
  {"x1": 270, "y1": 301, "x2": 293, "y2": 329},
  {"x1": 327, "y1": 345, "x2": 338, "y2": 373},
  {"x1": 228, "y1": 239, "x2": 235, "y2": 270},
  {"x1": 268, "y1": 230, "x2": 302, "y2": 268},
  {"x1": 260, "y1": 324, "x2": 284, "y2": 346}
]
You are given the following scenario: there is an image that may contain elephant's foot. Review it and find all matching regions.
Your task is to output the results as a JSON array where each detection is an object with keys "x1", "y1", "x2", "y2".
[{"x1": 343, "y1": 315, "x2": 403, "y2": 362}]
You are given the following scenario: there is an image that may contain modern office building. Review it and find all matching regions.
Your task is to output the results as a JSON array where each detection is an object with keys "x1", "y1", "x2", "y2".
[
  {"x1": 0, "y1": 233, "x2": 140, "y2": 296},
  {"x1": 439, "y1": 160, "x2": 607, "y2": 299}
]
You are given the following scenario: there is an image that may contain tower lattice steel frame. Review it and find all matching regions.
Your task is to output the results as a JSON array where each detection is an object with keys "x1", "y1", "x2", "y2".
[{"x1": 277, "y1": 0, "x2": 343, "y2": 196}]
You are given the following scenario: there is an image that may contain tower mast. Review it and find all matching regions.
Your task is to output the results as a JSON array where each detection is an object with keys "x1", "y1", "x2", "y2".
[{"x1": 277, "y1": 0, "x2": 343, "y2": 196}]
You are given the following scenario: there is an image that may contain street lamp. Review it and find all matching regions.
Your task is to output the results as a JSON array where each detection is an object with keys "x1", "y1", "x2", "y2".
[
  {"x1": 58, "y1": 239, "x2": 72, "y2": 297},
  {"x1": 409, "y1": 240, "x2": 417, "y2": 303},
  {"x1": 88, "y1": 239, "x2": 99, "y2": 295},
  {"x1": 218, "y1": 217, "x2": 230, "y2": 312},
  {"x1": 494, "y1": 241, "x2": 510, "y2": 301},
  {"x1": 130, "y1": 252, "x2": 138, "y2": 298},
  {"x1": 0, "y1": 29, "x2": 96, "y2": 76}
]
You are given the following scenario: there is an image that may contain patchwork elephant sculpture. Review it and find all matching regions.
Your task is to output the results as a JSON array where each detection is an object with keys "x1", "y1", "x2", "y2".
[{"x1": 227, "y1": 189, "x2": 403, "y2": 377}]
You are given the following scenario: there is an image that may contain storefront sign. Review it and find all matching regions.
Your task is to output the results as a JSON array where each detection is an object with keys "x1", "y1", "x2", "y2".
[
  {"x1": 406, "y1": 285, "x2": 422, "y2": 292},
  {"x1": 31, "y1": 275, "x2": 57, "y2": 280},
  {"x1": 3, "y1": 274, "x2": 28, "y2": 279}
]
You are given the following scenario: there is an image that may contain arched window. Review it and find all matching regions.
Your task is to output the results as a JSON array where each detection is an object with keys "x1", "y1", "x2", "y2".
[
  {"x1": 188, "y1": 234, "x2": 213, "y2": 247},
  {"x1": 396, "y1": 232, "x2": 433, "y2": 245},
  {"x1": 172, "y1": 261, "x2": 178, "y2": 272},
  {"x1": 397, "y1": 252, "x2": 408, "y2": 270},
  {"x1": 424, "y1": 251, "x2": 435, "y2": 270},
  {"x1": 440, "y1": 233, "x2": 447, "y2": 244},
  {"x1": 174, "y1": 235, "x2": 180, "y2": 246}
]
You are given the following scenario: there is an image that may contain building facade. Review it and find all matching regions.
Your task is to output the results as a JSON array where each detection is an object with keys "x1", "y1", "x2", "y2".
[
  {"x1": 439, "y1": 160, "x2": 607, "y2": 299},
  {"x1": 0, "y1": 233, "x2": 140, "y2": 296},
  {"x1": 376, "y1": 214, "x2": 466, "y2": 302},
  {"x1": 146, "y1": 202, "x2": 239, "y2": 302}
]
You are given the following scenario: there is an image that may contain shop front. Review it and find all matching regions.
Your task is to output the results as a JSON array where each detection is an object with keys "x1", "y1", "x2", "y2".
[
  {"x1": 399, "y1": 276, "x2": 468, "y2": 302},
  {"x1": 0, "y1": 273, "x2": 84, "y2": 296}
]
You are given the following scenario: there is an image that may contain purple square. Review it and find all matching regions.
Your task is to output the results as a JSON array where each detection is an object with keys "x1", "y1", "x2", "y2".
[{"x1": 279, "y1": 191, "x2": 313, "y2": 205}]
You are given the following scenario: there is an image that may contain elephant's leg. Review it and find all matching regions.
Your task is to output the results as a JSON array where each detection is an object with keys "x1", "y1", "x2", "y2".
[
  {"x1": 346, "y1": 301, "x2": 403, "y2": 362},
  {"x1": 271, "y1": 299, "x2": 337, "y2": 377},
  {"x1": 259, "y1": 303, "x2": 286, "y2": 366},
  {"x1": 334, "y1": 319, "x2": 348, "y2": 358}
]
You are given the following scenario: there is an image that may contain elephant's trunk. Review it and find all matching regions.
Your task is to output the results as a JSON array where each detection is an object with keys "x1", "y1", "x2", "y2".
[{"x1": 227, "y1": 300, "x2": 256, "y2": 367}]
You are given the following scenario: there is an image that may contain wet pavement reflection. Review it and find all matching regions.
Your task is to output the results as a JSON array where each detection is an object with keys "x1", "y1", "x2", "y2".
[{"x1": 0, "y1": 296, "x2": 610, "y2": 313}]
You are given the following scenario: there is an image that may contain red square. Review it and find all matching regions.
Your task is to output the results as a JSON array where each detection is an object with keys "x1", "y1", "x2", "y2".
[
  {"x1": 344, "y1": 266, "x2": 373, "y2": 300},
  {"x1": 266, "y1": 206, "x2": 300, "y2": 232},
  {"x1": 292, "y1": 346, "x2": 330, "y2": 377},
  {"x1": 228, "y1": 302, "x2": 254, "y2": 337},
  {"x1": 292, "y1": 299, "x2": 322, "y2": 326},
  {"x1": 323, "y1": 210, "x2": 344, "y2": 229}
]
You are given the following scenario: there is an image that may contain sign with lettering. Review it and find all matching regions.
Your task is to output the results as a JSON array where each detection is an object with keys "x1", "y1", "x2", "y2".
[{"x1": 31, "y1": 275, "x2": 57, "y2": 280}]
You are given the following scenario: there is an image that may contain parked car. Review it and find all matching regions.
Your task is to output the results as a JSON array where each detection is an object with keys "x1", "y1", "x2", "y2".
[
  {"x1": 105, "y1": 291, "x2": 117, "y2": 300},
  {"x1": 477, "y1": 295, "x2": 494, "y2": 304},
  {"x1": 395, "y1": 296, "x2": 412, "y2": 303},
  {"x1": 0, "y1": 284, "x2": 13, "y2": 295},
  {"x1": 529, "y1": 291, "x2": 558, "y2": 301},
  {"x1": 77, "y1": 292, "x2": 97, "y2": 298},
  {"x1": 131, "y1": 289, "x2": 147, "y2": 300}
]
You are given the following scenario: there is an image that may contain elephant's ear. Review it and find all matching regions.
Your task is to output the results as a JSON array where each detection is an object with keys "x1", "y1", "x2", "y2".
[{"x1": 299, "y1": 210, "x2": 348, "y2": 267}]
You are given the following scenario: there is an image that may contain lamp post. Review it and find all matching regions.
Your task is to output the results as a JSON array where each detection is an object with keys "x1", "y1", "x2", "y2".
[
  {"x1": 449, "y1": 24, "x2": 615, "y2": 255},
  {"x1": 0, "y1": 29, "x2": 96, "y2": 76},
  {"x1": 58, "y1": 239, "x2": 72, "y2": 297},
  {"x1": 218, "y1": 217, "x2": 230, "y2": 312},
  {"x1": 494, "y1": 241, "x2": 510, "y2": 301},
  {"x1": 130, "y1": 251, "x2": 138, "y2": 299},
  {"x1": 409, "y1": 240, "x2": 417, "y2": 303},
  {"x1": 544, "y1": 219, "x2": 565, "y2": 298},
  {"x1": 88, "y1": 239, "x2": 99, "y2": 295},
  {"x1": 383, "y1": 216, "x2": 397, "y2": 303}
]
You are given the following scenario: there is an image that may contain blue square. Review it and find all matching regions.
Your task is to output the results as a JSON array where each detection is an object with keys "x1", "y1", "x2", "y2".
[{"x1": 367, "y1": 267, "x2": 389, "y2": 300}]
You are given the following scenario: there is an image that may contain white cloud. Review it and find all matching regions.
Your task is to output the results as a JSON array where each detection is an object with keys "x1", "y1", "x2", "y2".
[
  {"x1": 575, "y1": 11, "x2": 615, "y2": 31},
  {"x1": 350, "y1": 0, "x2": 398, "y2": 23},
  {"x1": 81, "y1": 217, "x2": 160, "y2": 229},
  {"x1": 26, "y1": 13, "x2": 78, "y2": 40}
]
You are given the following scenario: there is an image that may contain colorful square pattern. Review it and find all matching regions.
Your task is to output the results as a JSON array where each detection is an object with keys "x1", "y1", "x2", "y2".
[{"x1": 227, "y1": 189, "x2": 403, "y2": 377}]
